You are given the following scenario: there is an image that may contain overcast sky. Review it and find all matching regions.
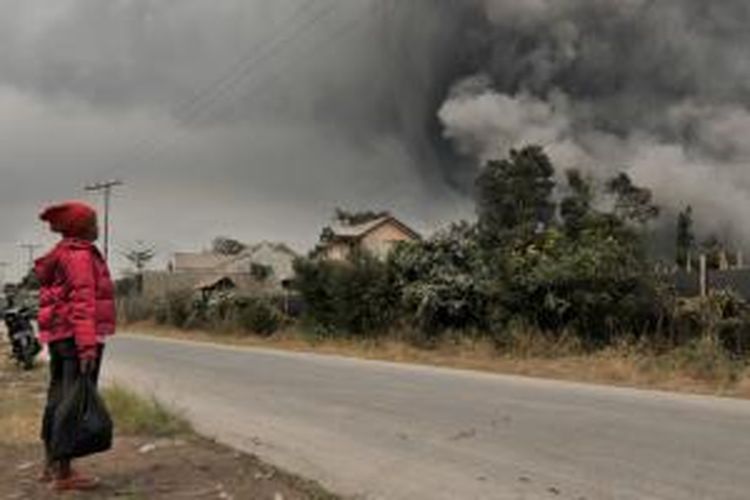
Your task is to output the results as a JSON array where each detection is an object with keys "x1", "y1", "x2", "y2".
[
  {"x1": 3, "y1": 0, "x2": 750, "y2": 281},
  {"x1": 0, "y1": 0, "x2": 472, "y2": 281}
]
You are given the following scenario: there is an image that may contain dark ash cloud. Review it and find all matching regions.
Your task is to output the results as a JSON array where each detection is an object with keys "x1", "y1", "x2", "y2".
[{"x1": 0, "y1": 0, "x2": 748, "y2": 278}]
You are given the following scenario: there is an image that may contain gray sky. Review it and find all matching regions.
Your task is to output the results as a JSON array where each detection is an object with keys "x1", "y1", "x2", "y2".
[
  {"x1": 2, "y1": 0, "x2": 750, "y2": 281},
  {"x1": 0, "y1": 0, "x2": 470, "y2": 280}
]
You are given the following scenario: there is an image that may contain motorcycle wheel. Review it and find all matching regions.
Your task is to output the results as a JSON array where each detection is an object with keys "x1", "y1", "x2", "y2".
[{"x1": 17, "y1": 337, "x2": 34, "y2": 370}]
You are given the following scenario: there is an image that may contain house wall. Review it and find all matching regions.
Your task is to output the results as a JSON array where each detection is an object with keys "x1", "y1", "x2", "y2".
[
  {"x1": 219, "y1": 245, "x2": 296, "y2": 282},
  {"x1": 247, "y1": 245, "x2": 296, "y2": 281},
  {"x1": 142, "y1": 271, "x2": 205, "y2": 299},
  {"x1": 141, "y1": 271, "x2": 274, "y2": 300},
  {"x1": 317, "y1": 219, "x2": 418, "y2": 262},
  {"x1": 361, "y1": 222, "x2": 415, "y2": 259},
  {"x1": 171, "y1": 253, "x2": 232, "y2": 272},
  {"x1": 324, "y1": 242, "x2": 352, "y2": 262}
]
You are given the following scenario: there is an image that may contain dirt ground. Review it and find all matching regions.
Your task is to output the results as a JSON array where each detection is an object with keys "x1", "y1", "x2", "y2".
[
  {"x1": 0, "y1": 342, "x2": 338, "y2": 500},
  {"x1": 1, "y1": 438, "x2": 337, "y2": 500}
]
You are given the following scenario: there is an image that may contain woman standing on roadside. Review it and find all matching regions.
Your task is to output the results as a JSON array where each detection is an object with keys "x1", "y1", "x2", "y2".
[{"x1": 35, "y1": 201, "x2": 116, "y2": 492}]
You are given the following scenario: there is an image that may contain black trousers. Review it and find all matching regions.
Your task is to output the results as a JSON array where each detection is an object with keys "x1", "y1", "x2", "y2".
[{"x1": 41, "y1": 338, "x2": 104, "y2": 457}]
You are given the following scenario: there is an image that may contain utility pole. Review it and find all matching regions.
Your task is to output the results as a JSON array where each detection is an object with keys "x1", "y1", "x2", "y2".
[
  {"x1": 85, "y1": 180, "x2": 124, "y2": 261},
  {"x1": 0, "y1": 261, "x2": 8, "y2": 290}
]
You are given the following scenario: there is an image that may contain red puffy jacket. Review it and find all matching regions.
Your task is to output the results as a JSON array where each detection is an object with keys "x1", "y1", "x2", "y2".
[{"x1": 35, "y1": 238, "x2": 116, "y2": 360}]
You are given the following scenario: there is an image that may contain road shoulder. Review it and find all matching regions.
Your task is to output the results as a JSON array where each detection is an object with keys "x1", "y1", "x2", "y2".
[{"x1": 0, "y1": 343, "x2": 339, "y2": 500}]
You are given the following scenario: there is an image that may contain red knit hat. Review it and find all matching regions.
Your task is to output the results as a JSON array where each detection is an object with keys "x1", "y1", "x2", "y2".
[{"x1": 40, "y1": 201, "x2": 97, "y2": 238}]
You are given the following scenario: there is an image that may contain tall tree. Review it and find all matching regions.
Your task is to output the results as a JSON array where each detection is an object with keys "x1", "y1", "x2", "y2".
[
  {"x1": 606, "y1": 173, "x2": 660, "y2": 225},
  {"x1": 560, "y1": 169, "x2": 593, "y2": 238},
  {"x1": 121, "y1": 242, "x2": 156, "y2": 295},
  {"x1": 334, "y1": 208, "x2": 389, "y2": 226},
  {"x1": 676, "y1": 206, "x2": 694, "y2": 269},
  {"x1": 212, "y1": 236, "x2": 246, "y2": 256},
  {"x1": 476, "y1": 145, "x2": 556, "y2": 247},
  {"x1": 122, "y1": 243, "x2": 157, "y2": 273},
  {"x1": 701, "y1": 234, "x2": 724, "y2": 270}
]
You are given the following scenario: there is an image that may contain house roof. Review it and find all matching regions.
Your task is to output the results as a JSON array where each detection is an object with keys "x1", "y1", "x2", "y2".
[
  {"x1": 328, "y1": 215, "x2": 420, "y2": 242},
  {"x1": 194, "y1": 275, "x2": 237, "y2": 291},
  {"x1": 172, "y1": 252, "x2": 233, "y2": 271},
  {"x1": 216, "y1": 242, "x2": 299, "y2": 272},
  {"x1": 248, "y1": 241, "x2": 298, "y2": 257}
]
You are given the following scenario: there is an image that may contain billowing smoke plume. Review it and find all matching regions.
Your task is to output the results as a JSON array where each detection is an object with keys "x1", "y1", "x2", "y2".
[
  {"x1": 0, "y1": 0, "x2": 748, "y2": 276},
  {"x1": 426, "y1": 0, "x2": 750, "y2": 245}
]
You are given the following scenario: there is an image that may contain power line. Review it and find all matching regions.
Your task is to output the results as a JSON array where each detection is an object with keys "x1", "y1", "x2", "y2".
[
  {"x1": 85, "y1": 180, "x2": 124, "y2": 262},
  {"x1": 170, "y1": 0, "x2": 327, "y2": 124},
  {"x1": 116, "y1": 0, "x2": 337, "y2": 170},
  {"x1": 119, "y1": 1, "x2": 366, "y2": 169},
  {"x1": 171, "y1": 2, "x2": 342, "y2": 127}
]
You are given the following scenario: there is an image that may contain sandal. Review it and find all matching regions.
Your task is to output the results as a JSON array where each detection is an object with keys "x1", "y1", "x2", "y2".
[
  {"x1": 38, "y1": 466, "x2": 55, "y2": 483},
  {"x1": 51, "y1": 470, "x2": 100, "y2": 492}
]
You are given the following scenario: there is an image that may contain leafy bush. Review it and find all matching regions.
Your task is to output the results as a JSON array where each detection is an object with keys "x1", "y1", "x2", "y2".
[
  {"x1": 233, "y1": 296, "x2": 284, "y2": 336},
  {"x1": 672, "y1": 291, "x2": 750, "y2": 356},
  {"x1": 117, "y1": 296, "x2": 154, "y2": 324},
  {"x1": 390, "y1": 223, "x2": 488, "y2": 338},
  {"x1": 154, "y1": 290, "x2": 194, "y2": 329},
  {"x1": 294, "y1": 252, "x2": 399, "y2": 336},
  {"x1": 493, "y1": 226, "x2": 666, "y2": 345},
  {"x1": 115, "y1": 276, "x2": 139, "y2": 298},
  {"x1": 649, "y1": 337, "x2": 743, "y2": 385}
]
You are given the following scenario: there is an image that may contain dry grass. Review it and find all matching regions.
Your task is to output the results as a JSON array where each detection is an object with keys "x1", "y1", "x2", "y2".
[
  {"x1": 736, "y1": 372, "x2": 750, "y2": 398},
  {"x1": 0, "y1": 355, "x2": 46, "y2": 446},
  {"x1": 129, "y1": 321, "x2": 750, "y2": 399},
  {"x1": 0, "y1": 356, "x2": 193, "y2": 447},
  {"x1": 103, "y1": 384, "x2": 193, "y2": 437},
  {"x1": 0, "y1": 341, "x2": 339, "y2": 499}
]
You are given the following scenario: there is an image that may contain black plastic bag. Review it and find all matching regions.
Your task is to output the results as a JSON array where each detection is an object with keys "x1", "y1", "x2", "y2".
[{"x1": 49, "y1": 376, "x2": 113, "y2": 460}]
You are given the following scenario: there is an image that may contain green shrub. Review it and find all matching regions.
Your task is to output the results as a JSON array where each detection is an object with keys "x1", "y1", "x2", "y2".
[
  {"x1": 117, "y1": 296, "x2": 154, "y2": 324},
  {"x1": 103, "y1": 385, "x2": 192, "y2": 437},
  {"x1": 153, "y1": 290, "x2": 194, "y2": 329},
  {"x1": 390, "y1": 223, "x2": 488, "y2": 338},
  {"x1": 492, "y1": 226, "x2": 667, "y2": 346},
  {"x1": 233, "y1": 296, "x2": 284, "y2": 336},
  {"x1": 294, "y1": 252, "x2": 399, "y2": 337},
  {"x1": 672, "y1": 291, "x2": 750, "y2": 356},
  {"x1": 662, "y1": 337, "x2": 742, "y2": 385}
]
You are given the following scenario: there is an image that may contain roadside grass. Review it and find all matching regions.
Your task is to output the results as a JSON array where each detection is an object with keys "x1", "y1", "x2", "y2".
[
  {"x1": 0, "y1": 348, "x2": 340, "y2": 500},
  {"x1": 0, "y1": 356, "x2": 46, "y2": 446},
  {"x1": 128, "y1": 321, "x2": 750, "y2": 399},
  {"x1": 0, "y1": 403, "x2": 42, "y2": 445},
  {"x1": 736, "y1": 372, "x2": 750, "y2": 398},
  {"x1": 102, "y1": 385, "x2": 193, "y2": 437},
  {"x1": 0, "y1": 361, "x2": 192, "y2": 446}
]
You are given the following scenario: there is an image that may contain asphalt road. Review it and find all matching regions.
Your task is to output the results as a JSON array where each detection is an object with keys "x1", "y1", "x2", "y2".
[{"x1": 104, "y1": 334, "x2": 750, "y2": 500}]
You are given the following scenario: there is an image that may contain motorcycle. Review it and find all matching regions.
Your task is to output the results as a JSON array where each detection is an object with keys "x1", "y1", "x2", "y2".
[{"x1": 3, "y1": 306, "x2": 41, "y2": 370}]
